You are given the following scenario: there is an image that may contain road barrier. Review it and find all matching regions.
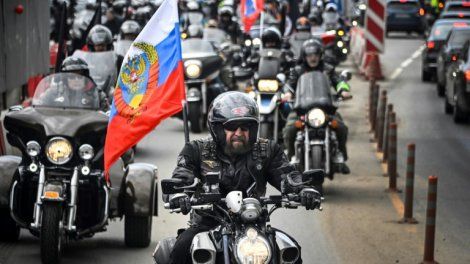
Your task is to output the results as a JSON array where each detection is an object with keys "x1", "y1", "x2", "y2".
[
  {"x1": 422, "y1": 176, "x2": 439, "y2": 264},
  {"x1": 387, "y1": 123, "x2": 398, "y2": 191},
  {"x1": 382, "y1": 105, "x2": 394, "y2": 162},
  {"x1": 370, "y1": 84, "x2": 380, "y2": 133},
  {"x1": 376, "y1": 90, "x2": 387, "y2": 150},
  {"x1": 401, "y1": 143, "x2": 418, "y2": 224}
]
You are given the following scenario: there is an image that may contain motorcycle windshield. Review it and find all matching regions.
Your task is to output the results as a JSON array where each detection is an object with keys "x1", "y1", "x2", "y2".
[
  {"x1": 258, "y1": 49, "x2": 282, "y2": 79},
  {"x1": 32, "y1": 73, "x2": 100, "y2": 110},
  {"x1": 203, "y1": 28, "x2": 228, "y2": 47},
  {"x1": 114, "y1": 40, "x2": 133, "y2": 57},
  {"x1": 289, "y1": 32, "x2": 312, "y2": 58},
  {"x1": 188, "y1": 12, "x2": 204, "y2": 25},
  {"x1": 294, "y1": 71, "x2": 336, "y2": 114},
  {"x1": 182, "y1": 38, "x2": 217, "y2": 59},
  {"x1": 72, "y1": 50, "x2": 117, "y2": 92}
]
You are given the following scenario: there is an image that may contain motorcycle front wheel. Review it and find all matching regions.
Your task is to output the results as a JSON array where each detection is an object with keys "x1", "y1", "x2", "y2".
[
  {"x1": 311, "y1": 145, "x2": 324, "y2": 194},
  {"x1": 188, "y1": 101, "x2": 204, "y2": 133},
  {"x1": 259, "y1": 122, "x2": 273, "y2": 139},
  {"x1": 40, "y1": 202, "x2": 63, "y2": 264}
]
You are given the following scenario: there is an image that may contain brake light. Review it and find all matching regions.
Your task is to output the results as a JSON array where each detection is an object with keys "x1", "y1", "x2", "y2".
[
  {"x1": 463, "y1": 2, "x2": 470, "y2": 7},
  {"x1": 419, "y1": 8, "x2": 425, "y2": 16},
  {"x1": 399, "y1": 0, "x2": 407, "y2": 2},
  {"x1": 452, "y1": 55, "x2": 458, "y2": 61},
  {"x1": 427, "y1": 41, "x2": 435, "y2": 49},
  {"x1": 453, "y1": 22, "x2": 468, "y2": 27},
  {"x1": 459, "y1": 12, "x2": 464, "y2": 18},
  {"x1": 465, "y1": 70, "x2": 470, "y2": 81}
]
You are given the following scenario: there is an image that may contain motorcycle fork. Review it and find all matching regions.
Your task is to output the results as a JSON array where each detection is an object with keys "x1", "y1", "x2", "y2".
[
  {"x1": 222, "y1": 229, "x2": 230, "y2": 264},
  {"x1": 31, "y1": 164, "x2": 46, "y2": 229},
  {"x1": 202, "y1": 82, "x2": 207, "y2": 114},
  {"x1": 66, "y1": 167, "x2": 79, "y2": 231},
  {"x1": 274, "y1": 107, "x2": 279, "y2": 142},
  {"x1": 325, "y1": 127, "x2": 331, "y2": 175},
  {"x1": 304, "y1": 126, "x2": 310, "y2": 171}
]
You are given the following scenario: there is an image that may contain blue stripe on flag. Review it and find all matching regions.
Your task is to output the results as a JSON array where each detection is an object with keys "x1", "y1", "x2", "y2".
[{"x1": 156, "y1": 23, "x2": 182, "y2": 86}]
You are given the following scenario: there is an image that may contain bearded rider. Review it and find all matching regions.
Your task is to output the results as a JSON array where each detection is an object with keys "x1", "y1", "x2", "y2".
[
  {"x1": 168, "y1": 91, "x2": 321, "y2": 263},
  {"x1": 282, "y1": 39, "x2": 351, "y2": 175}
]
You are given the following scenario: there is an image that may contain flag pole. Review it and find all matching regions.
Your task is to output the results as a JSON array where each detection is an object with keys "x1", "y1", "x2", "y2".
[
  {"x1": 182, "y1": 100, "x2": 190, "y2": 143},
  {"x1": 260, "y1": 10, "x2": 265, "y2": 51}
]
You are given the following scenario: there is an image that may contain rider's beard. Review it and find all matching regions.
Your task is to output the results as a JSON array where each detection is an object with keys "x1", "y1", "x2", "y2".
[{"x1": 224, "y1": 135, "x2": 251, "y2": 156}]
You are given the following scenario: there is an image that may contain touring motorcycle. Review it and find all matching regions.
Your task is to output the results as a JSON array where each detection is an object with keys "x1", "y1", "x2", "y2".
[
  {"x1": 291, "y1": 70, "x2": 351, "y2": 190},
  {"x1": 0, "y1": 73, "x2": 158, "y2": 264},
  {"x1": 153, "y1": 170, "x2": 323, "y2": 264}
]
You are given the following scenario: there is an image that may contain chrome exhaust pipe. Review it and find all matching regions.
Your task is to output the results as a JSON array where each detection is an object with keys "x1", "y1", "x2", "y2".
[
  {"x1": 275, "y1": 231, "x2": 300, "y2": 264},
  {"x1": 191, "y1": 231, "x2": 216, "y2": 264}
]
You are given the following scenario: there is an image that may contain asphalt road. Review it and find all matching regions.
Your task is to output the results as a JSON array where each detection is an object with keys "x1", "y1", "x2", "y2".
[{"x1": 1, "y1": 33, "x2": 470, "y2": 264}]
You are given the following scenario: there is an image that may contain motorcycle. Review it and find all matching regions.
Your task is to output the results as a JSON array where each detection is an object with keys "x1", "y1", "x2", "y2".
[
  {"x1": 0, "y1": 73, "x2": 158, "y2": 264},
  {"x1": 291, "y1": 70, "x2": 352, "y2": 191},
  {"x1": 153, "y1": 170, "x2": 324, "y2": 264},
  {"x1": 254, "y1": 48, "x2": 289, "y2": 143},
  {"x1": 181, "y1": 37, "x2": 224, "y2": 132}
]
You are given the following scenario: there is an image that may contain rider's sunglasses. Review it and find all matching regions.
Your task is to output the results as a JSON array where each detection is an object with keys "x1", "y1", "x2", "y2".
[{"x1": 223, "y1": 122, "x2": 253, "y2": 132}]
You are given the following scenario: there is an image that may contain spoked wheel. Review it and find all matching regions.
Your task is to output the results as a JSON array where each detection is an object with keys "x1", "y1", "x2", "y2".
[{"x1": 40, "y1": 202, "x2": 63, "y2": 264}]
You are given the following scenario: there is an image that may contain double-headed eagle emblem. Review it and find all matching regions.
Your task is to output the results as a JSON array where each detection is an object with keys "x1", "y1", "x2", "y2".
[{"x1": 114, "y1": 42, "x2": 159, "y2": 123}]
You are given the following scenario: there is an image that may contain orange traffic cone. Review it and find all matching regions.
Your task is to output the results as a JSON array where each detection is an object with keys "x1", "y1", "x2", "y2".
[{"x1": 364, "y1": 52, "x2": 384, "y2": 80}]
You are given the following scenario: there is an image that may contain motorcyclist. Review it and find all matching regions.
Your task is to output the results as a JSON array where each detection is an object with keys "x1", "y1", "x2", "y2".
[
  {"x1": 87, "y1": 25, "x2": 114, "y2": 52},
  {"x1": 217, "y1": 5, "x2": 241, "y2": 44},
  {"x1": 119, "y1": 20, "x2": 141, "y2": 41},
  {"x1": 104, "y1": 1, "x2": 125, "y2": 36},
  {"x1": 168, "y1": 91, "x2": 321, "y2": 264},
  {"x1": 40, "y1": 56, "x2": 106, "y2": 109},
  {"x1": 282, "y1": 39, "x2": 351, "y2": 174},
  {"x1": 322, "y1": 3, "x2": 346, "y2": 28},
  {"x1": 295, "y1": 16, "x2": 312, "y2": 32}
]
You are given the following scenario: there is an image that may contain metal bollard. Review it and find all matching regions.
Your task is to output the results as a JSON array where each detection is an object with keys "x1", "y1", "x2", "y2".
[
  {"x1": 368, "y1": 79, "x2": 376, "y2": 117},
  {"x1": 382, "y1": 106, "x2": 394, "y2": 162},
  {"x1": 400, "y1": 143, "x2": 418, "y2": 224},
  {"x1": 421, "y1": 176, "x2": 439, "y2": 264},
  {"x1": 376, "y1": 90, "x2": 387, "y2": 150},
  {"x1": 387, "y1": 123, "x2": 398, "y2": 190},
  {"x1": 370, "y1": 84, "x2": 380, "y2": 132}
]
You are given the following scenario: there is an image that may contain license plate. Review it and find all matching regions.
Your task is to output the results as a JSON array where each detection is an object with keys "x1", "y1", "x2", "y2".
[{"x1": 396, "y1": 14, "x2": 410, "y2": 18}]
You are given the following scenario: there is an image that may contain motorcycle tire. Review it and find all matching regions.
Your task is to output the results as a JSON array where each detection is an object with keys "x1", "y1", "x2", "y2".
[
  {"x1": 437, "y1": 82, "x2": 445, "y2": 97},
  {"x1": 445, "y1": 96, "x2": 453, "y2": 114},
  {"x1": 125, "y1": 215, "x2": 152, "y2": 248},
  {"x1": 188, "y1": 102, "x2": 204, "y2": 133},
  {"x1": 453, "y1": 97, "x2": 466, "y2": 124},
  {"x1": 40, "y1": 202, "x2": 63, "y2": 264},
  {"x1": 0, "y1": 208, "x2": 20, "y2": 242},
  {"x1": 310, "y1": 145, "x2": 323, "y2": 170},
  {"x1": 259, "y1": 122, "x2": 273, "y2": 140}
]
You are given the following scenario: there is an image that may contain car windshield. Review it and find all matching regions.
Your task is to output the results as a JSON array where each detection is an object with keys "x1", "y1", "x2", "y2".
[
  {"x1": 450, "y1": 30, "x2": 470, "y2": 47},
  {"x1": 32, "y1": 73, "x2": 100, "y2": 110},
  {"x1": 431, "y1": 22, "x2": 469, "y2": 40}
]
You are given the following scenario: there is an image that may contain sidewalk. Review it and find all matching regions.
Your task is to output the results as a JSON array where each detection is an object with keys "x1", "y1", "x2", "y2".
[{"x1": 315, "y1": 60, "x2": 426, "y2": 263}]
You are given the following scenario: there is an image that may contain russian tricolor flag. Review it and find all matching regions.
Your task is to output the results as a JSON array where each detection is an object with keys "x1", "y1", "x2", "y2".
[
  {"x1": 241, "y1": 0, "x2": 264, "y2": 32},
  {"x1": 104, "y1": 0, "x2": 185, "y2": 178}
]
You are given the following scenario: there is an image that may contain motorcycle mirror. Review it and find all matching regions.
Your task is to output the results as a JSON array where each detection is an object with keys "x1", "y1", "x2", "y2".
[
  {"x1": 161, "y1": 178, "x2": 187, "y2": 195},
  {"x1": 340, "y1": 70, "x2": 352, "y2": 81},
  {"x1": 302, "y1": 169, "x2": 325, "y2": 186},
  {"x1": 8, "y1": 105, "x2": 24, "y2": 112},
  {"x1": 276, "y1": 73, "x2": 286, "y2": 84}
]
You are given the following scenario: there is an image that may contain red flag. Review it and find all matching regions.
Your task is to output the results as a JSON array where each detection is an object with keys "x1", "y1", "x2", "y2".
[{"x1": 241, "y1": 0, "x2": 265, "y2": 32}]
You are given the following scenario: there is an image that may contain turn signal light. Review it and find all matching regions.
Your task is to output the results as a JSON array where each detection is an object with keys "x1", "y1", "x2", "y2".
[
  {"x1": 419, "y1": 8, "x2": 425, "y2": 16},
  {"x1": 465, "y1": 70, "x2": 470, "y2": 81},
  {"x1": 452, "y1": 55, "x2": 458, "y2": 61},
  {"x1": 330, "y1": 119, "x2": 339, "y2": 129},
  {"x1": 438, "y1": 2, "x2": 444, "y2": 9},
  {"x1": 44, "y1": 191, "x2": 60, "y2": 199},
  {"x1": 294, "y1": 120, "x2": 304, "y2": 129},
  {"x1": 427, "y1": 41, "x2": 435, "y2": 49}
]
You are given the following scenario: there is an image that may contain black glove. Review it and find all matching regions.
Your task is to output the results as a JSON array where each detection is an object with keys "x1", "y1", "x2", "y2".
[
  {"x1": 169, "y1": 193, "x2": 191, "y2": 215},
  {"x1": 299, "y1": 188, "x2": 322, "y2": 210}
]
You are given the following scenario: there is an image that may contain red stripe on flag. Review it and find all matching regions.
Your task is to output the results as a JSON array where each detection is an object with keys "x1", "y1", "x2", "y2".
[{"x1": 104, "y1": 62, "x2": 185, "y2": 180}]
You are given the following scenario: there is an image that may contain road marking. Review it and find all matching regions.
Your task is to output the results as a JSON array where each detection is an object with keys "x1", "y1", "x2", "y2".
[{"x1": 389, "y1": 45, "x2": 425, "y2": 80}]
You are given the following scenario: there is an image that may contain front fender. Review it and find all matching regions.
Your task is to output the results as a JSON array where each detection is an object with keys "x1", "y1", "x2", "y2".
[
  {"x1": 122, "y1": 163, "x2": 158, "y2": 217},
  {"x1": 0, "y1": 155, "x2": 21, "y2": 207}
]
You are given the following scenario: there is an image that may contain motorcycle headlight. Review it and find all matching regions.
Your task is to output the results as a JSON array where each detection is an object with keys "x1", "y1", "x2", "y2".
[
  {"x1": 46, "y1": 137, "x2": 73, "y2": 165},
  {"x1": 184, "y1": 61, "x2": 202, "y2": 79},
  {"x1": 26, "y1": 141, "x2": 41, "y2": 157},
  {"x1": 359, "y1": 4, "x2": 367, "y2": 10},
  {"x1": 257, "y1": 79, "x2": 279, "y2": 92},
  {"x1": 342, "y1": 48, "x2": 348, "y2": 54},
  {"x1": 253, "y1": 38, "x2": 261, "y2": 46},
  {"x1": 245, "y1": 39, "x2": 252, "y2": 47},
  {"x1": 236, "y1": 228, "x2": 271, "y2": 264},
  {"x1": 78, "y1": 144, "x2": 94, "y2": 161},
  {"x1": 307, "y1": 108, "x2": 326, "y2": 128},
  {"x1": 337, "y1": 41, "x2": 344, "y2": 48},
  {"x1": 337, "y1": 30, "x2": 345, "y2": 37}
]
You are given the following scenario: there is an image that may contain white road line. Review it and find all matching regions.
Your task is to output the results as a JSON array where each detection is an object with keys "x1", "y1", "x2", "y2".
[{"x1": 390, "y1": 45, "x2": 425, "y2": 80}]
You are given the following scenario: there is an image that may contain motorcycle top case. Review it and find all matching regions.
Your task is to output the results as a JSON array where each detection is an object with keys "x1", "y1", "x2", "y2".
[{"x1": 294, "y1": 71, "x2": 336, "y2": 115}]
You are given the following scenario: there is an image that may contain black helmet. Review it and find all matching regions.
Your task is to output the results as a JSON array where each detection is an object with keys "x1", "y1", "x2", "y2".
[
  {"x1": 207, "y1": 91, "x2": 259, "y2": 149},
  {"x1": 261, "y1": 27, "x2": 282, "y2": 48},
  {"x1": 61, "y1": 56, "x2": 90, "y2": 77},
  {"x1": 87, "y1": 25, "x2": 113, "y2": 51},
  {"x1": 296, "y1": 17, "x2": 311, "y2": 32},
  {"x1": 112, "y1": 0, "x2": 127, "y2": 16},
  {"x1": 120, "y1": 20, "x2": 141, "y2": 38},
  {"x1": 301, "y1": 38, "x2": 323, "y2": 58}
]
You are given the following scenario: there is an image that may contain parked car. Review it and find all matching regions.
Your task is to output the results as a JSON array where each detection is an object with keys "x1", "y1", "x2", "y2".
[
  {"x1": 441, "y1": 1, "x2": 470, "y2": 17},
  {"x1": 422, "y1": 19, "x2": 470, "y2": 81},
  {"x1": 437, "y1": 27, "x2": 470, "y2": 96},
  {"x1": 386, "y1": 0, "x2": 426, "y2": 36},
  {"x1": 444, "y1": 40, "x2": 470, "y2": 122}
]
